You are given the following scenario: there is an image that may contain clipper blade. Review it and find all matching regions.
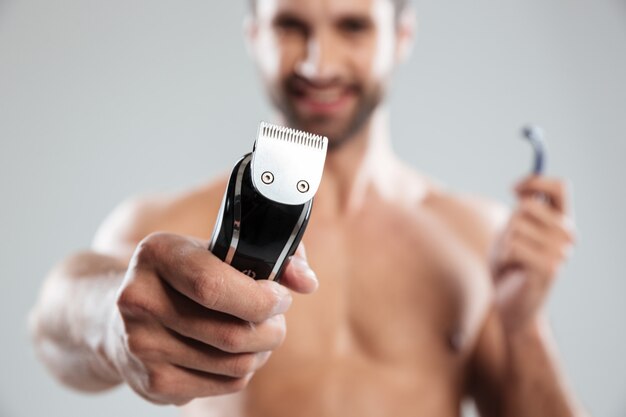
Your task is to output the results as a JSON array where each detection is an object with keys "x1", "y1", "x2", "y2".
[{"x1": 252, "y1": 122, "x2": 328, "y2": 205}]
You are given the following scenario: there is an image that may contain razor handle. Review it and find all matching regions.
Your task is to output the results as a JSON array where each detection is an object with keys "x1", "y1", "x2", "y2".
[{"x1": 209, "y1": 153, "x2": 312, "y2": 282}]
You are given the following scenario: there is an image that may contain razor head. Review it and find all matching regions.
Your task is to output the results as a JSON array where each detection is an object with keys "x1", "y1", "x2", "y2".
[
  {"x1": 521, "y1": 124, "x2": 546, "y2": 175},
  {"x1": 251, "y1": 121, "x2": 328, "y2": 205}
]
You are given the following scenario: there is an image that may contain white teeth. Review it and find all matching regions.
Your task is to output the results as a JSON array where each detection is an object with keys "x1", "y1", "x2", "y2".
[{"x1": 308, "y1": 89, "x2": 343, "y2": 103}]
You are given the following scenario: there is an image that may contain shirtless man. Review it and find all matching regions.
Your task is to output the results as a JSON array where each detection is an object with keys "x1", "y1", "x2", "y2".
[{"x1": 30, "y1": 0, "x2": 588, "y2": 416}]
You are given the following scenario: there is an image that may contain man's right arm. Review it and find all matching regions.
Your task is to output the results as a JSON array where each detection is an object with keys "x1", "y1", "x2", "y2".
[
  {"x1": 30, "y1": 251, "x2": 127, "y2": 391},
  {"x1": 29, "y1": 197, "x2": 149, "y2": 392},
  {"x1": 29, "y1": 196, "x2": 318, "y2": 405}
]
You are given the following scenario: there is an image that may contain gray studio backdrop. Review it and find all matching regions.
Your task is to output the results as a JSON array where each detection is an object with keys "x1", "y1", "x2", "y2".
[{"x1": 1, "y1": 0, "x2": 625, "y2": 416}]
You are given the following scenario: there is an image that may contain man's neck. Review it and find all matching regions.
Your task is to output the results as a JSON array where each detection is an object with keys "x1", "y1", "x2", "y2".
[{"x1": 312, "y1": 107, "x2": 399, "y2": 218}]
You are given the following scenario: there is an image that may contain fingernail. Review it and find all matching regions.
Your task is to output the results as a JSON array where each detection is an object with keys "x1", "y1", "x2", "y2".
[
  {"x1": 270, "y1": 283, "x2": 292, "y2": 314},
  {"x1": 292, "y1": 257, "x2": 319, "y2": 289},
  {"x1": 256, "y1": 351, "x2": 273, "y2": 368}
]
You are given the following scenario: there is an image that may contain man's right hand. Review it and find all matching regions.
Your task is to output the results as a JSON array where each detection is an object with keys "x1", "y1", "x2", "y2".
[{"x1": 107, "y1": 232, "x2": 318, "y2": 405}]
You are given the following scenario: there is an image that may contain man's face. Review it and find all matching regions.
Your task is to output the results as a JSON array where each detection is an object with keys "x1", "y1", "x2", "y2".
[{"x1": 248, "y1": 0, "x2": 408, "y2": 148}]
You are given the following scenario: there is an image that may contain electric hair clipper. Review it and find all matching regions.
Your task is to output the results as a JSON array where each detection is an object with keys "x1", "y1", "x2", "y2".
[{"x1": 209, "y1": 122, "x2": 328, "y2": 282}]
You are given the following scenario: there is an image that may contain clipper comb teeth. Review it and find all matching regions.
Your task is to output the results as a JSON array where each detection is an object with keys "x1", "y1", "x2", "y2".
[{"x1": 259, "y1": 122, "x2": 327, "y2": 150}]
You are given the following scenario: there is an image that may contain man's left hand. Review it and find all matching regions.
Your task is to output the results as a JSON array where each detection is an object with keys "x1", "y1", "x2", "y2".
[{"x1": 490, "y1": 176, "x2": 576, "y2": 334}]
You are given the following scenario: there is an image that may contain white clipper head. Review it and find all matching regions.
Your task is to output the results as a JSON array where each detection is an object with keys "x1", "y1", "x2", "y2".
[{"x1": 251, "y1": 121, "x2": 328, "y2": 205}]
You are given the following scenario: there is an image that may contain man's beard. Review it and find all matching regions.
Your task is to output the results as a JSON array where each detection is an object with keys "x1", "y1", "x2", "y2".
[{"x1": 269, "y1": 77, "x2": 384, "y2": 151}]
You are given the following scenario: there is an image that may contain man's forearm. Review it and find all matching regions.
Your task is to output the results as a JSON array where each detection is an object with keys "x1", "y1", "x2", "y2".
[
  {"x1": 502, "y1": 316, "x2": 588, "y2": 417},
  {"x1": 30, "y1": 251, "x2": 127, "y2": 391}
]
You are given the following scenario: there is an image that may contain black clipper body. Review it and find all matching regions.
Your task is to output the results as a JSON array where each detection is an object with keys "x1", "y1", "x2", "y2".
[{"x1": 209, "y1": 122, "x2": 328, "y2": 282}]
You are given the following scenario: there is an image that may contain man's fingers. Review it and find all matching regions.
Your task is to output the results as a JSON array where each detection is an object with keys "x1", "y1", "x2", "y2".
[
  {"x1": 165, "y1": 332, "x2": 272, "y2": 378},
  {"x1": 502, "y1": 219, "x2": 571, "y2": 266},
  {"x1": 515, "y1": 176, "x2": 571, "y2": 214},
  {"x1": 134, "y1": 232, "x2": 292, "y2": 322},
  {"x1": 517, "y1": 199, "x2": 576, "y2": 245},
  {"x1": 127, "y1": 322, "x2": 272, "y2": 378},
  {"x1": 154, "y1": 283, "x2": 287, "y2": 353},
  {"x1": 496, "y1": 234, "x2": 563, "y2": 280},
  {"x1": 505, "y1": 214, "x2": 546, "y2": 251},
  {"x1": 139, "y1": 363, "x2": 252, "y2": 405},
  {"x1": 280, "y1": 243, "x2": 319, "y2": 294}
]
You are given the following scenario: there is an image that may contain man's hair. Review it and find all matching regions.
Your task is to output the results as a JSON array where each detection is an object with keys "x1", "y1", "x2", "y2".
[
  {"x1": 248, "y1": 0, "x2": 411, "y2": 17},
  {"x1": 392, "y1": 0, "x2": 410, "y2": 13}
]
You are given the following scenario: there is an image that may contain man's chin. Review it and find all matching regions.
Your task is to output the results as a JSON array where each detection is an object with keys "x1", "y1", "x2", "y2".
[
  {"x1": 274, "y1": 94, "x2": 377, "y2": 149},
  {"x1": 287, "y1": 116, "x2": 358, "y2": 149}
]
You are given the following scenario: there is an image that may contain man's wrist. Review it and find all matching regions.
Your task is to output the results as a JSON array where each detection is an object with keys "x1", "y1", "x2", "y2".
[{"x1": 96, "y1": 289, "x2": 127, "y2": 385}]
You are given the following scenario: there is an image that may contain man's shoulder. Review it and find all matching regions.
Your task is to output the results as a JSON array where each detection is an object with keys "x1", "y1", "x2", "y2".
[
  {"x1": 422, "y1": 184, "x2": 510, "y2": 259},
  {"x1": 383, "y1": 161, "x2": 509, "y2": 258},
  {"x1": 92, "y1": 175, "x2": 229, "y2": 258}
]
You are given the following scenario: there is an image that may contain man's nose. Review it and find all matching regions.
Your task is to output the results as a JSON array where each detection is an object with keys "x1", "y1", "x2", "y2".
[{"x1": 295, "y1": 32, "x2": 342, "y2": 84}]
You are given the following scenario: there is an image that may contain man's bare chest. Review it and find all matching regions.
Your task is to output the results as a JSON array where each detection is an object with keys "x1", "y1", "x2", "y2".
[
  {"x1": 291, "y1": 210, "x2": 486, "y2": 357},
  {"x1": 235, "y1": 208, "x2": 491, "y2": 416}
]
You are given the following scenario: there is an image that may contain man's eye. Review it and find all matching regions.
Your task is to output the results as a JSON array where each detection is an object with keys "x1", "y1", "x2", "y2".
[
  {"x1": 338, "y1": 18, "x2": 371, "y2": 34},
  {"x1": 274, "y1": 17, "x2": 308, "y2": 35}
]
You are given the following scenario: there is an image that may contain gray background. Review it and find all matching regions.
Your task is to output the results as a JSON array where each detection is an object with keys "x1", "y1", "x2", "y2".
[{"x1": 1, "y1": 0, "x2": 625, "y2": 416}]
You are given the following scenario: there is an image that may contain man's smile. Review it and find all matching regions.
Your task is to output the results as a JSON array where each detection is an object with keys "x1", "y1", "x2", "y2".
[{"x1": 287, "y1": 79, "x2": 358, "y2": 116}]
